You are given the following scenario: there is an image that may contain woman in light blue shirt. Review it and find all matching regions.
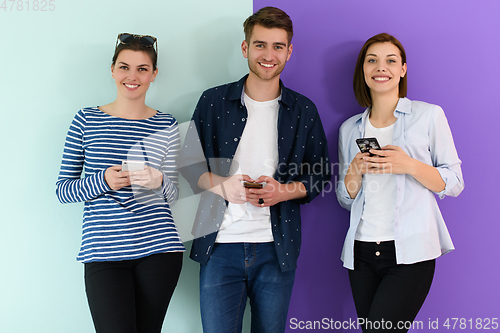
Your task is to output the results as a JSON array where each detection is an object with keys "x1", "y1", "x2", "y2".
[{"x1": 336, "y1": 33, "x2": 463, "y2": 332}]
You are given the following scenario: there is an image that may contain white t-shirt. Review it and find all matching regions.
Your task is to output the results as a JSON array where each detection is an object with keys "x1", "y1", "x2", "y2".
[
  {"x1": 215, "y1": 93, "x2": 279, "y2": 243},
  {"x1": 355, "y1": 117, "x2": 397, "y2": 242}
]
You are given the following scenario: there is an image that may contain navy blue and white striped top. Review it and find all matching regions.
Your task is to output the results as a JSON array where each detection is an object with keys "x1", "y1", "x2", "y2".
[{"x1": 56, "y1": 107, "x2": 185, "y2": 263}]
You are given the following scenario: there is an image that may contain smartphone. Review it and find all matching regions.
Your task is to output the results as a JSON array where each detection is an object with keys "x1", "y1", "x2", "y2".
[
  {"x1": 356, "y1": 138, "x2": 381, "y2": 156},
  {"x1": 243, "y1": 181, "x2": 264, "y2": 189},
  {"x1": 122, "y1": 160, "x2": 145, "y2": 172}
]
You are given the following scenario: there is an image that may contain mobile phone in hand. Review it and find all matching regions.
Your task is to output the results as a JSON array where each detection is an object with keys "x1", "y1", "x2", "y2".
[
  {"x1": 356, "y1": 138, "x2": 381, "y2": 156},
  {"x1": 243, "y1": 181, "x2": 264, "y2": 189},
  {"x1": 122, "y1": 160, "x2": 145, "y2": 172}
]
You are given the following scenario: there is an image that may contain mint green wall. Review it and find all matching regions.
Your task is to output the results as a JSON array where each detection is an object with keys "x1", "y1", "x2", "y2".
[{"x1": 0, "y1": 1, "x2": 251, "y2": 332}]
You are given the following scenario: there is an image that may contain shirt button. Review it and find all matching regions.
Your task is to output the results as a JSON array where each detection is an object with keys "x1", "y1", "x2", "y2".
[
  {"x1": 376, "y1": 241, "x2": 380, "y2": 245},
  {"x1": 227, "y1": 159, "x2": 230, "y2": 162},
  {"x1": 234, "y1": 138, "x2": 238, "y2": 141},
  {"x1": 241, "y1": 118, "x2": 245, "y2": 121},
  {"x1": 375, "y1": 251, "x2": 380, "y2": 256}
]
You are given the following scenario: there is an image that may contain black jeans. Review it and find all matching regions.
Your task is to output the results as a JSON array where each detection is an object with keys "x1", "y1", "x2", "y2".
[
  {"x1": 349, "y1": 241, "x2": 435, "y2": 333},
  {"x1": 84, "y1": 252, "x2": 183, "y2": 333}
]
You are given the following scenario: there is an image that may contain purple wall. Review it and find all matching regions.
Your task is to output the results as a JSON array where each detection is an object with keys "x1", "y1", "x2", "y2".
[{"x1": 252, "y1": 0, "x2": 500, "y2": 331}]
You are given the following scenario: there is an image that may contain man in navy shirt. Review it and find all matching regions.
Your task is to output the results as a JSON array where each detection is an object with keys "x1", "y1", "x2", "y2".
[{"x1": 180, "y1": 6, "x2": 330, "y2": 333}]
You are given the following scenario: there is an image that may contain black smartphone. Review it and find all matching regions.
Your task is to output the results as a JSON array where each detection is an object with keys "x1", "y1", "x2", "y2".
[{"x1": 356, "y1": 138, "x2": 381, "y2": 156}]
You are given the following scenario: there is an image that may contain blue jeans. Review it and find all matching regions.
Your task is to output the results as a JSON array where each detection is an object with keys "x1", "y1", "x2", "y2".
[{"x1": 200, "y1": 242, "x2": 296, "y2": 333}]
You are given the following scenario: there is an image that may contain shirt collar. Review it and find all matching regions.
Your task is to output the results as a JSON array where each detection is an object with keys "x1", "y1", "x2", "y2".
[
  {"x1": 394, "y1": 97, "x2": 412, "y2": 115},
  {"x1": 229, "y1": 74, "x2": 290, "y2": 106},
  {"x1": 357, "y1": 97, "x2": 411, "y2": 133},
  {"x1": 359, "y1": 97, "x2": 412, "y2": 120}
]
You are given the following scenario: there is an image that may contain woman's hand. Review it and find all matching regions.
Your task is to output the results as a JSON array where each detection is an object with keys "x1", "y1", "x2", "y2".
[
  {"x1": 129, "y1": 166, "x2": 164, "y2": 190},
  {"x1": 104, "y1": 165, "x2": 131, "y2": 190},
  {"x1": 349, "y1": 152, "x2": 371, "y2": 176},
  {"x1": 364, "y1": 145, "x2": 416, "y2": 175},
  {"x1": 344, "y1": 152, "x2": 370, "y2": 198},
  {"x1": 366, "y1": 145, "x2": 446, "y2": 192}
]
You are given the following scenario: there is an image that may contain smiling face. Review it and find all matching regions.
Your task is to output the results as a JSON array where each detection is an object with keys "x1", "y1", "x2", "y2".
[
  {"x1": 363, "y1": 42, "x2": 407, "y2": 98},
  {"x1": 241, "y1": 24, "x2": 293, "y2": 83},
  {"x1": 111, "y1": 49, "x2": 158, "y2": 100}
]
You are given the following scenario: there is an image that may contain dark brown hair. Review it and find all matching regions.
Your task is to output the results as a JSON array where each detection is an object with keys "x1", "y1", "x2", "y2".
[
  {"x1": 243, "y1": 6, "x2": 293, "y2": 45},
  {"x1": 112, "y1": 37, "x2": 158, "y2": 71},
  {"x1": 353, "y1": 33, "x2": 407, "y2": 107}
]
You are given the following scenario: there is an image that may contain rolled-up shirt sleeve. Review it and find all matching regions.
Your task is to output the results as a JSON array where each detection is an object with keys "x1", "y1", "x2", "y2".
[
  {"x1": 429, "y1": 106, "x2": 464, "y2": 198},
  {"x1": 336, "y1": 121, "x2": 356, "y2": 211},
  {"x1": 293, "y1": 103, "x2": 331, "y2": 205}
]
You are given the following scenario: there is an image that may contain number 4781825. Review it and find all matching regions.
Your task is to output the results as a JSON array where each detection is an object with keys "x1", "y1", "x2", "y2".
[{"x1": 1, "y1": 0, "x2": 55, "y2": 11}]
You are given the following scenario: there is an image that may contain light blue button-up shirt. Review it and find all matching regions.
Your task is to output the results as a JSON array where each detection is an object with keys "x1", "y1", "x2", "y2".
[{"x1": 336, "y1": 98, "x2": 464, "y2": 269}]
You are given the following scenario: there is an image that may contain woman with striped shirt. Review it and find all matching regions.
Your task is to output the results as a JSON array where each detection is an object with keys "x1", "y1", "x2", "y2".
[{"x1": 56, "y1": 33, "x2": 184, "y2": 332}]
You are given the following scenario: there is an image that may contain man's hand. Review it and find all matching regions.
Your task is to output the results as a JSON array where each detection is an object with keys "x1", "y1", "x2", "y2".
[
  {"x1": 198, "y1": 172, "x2": 253, "y2": 204},
  {"x1": 218, "y1": 174, "x2": 253, "y2": 204},
  {"x1": 245, "y1": 176, "x2": 306, "y2": 208}
]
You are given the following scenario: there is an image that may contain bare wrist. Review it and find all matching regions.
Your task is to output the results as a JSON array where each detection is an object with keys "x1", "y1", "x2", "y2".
[
  {"x1": 283, "y1": 181, "x2": 306, "y2": 201},
  {"x1": 407, "y1": 158, "x2": 419, "y2": 177}
]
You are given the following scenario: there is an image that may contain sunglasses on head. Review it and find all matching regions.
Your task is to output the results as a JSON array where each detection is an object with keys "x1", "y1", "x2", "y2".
[{"x1": 116, "y1": 33, "x2": 158, "y2": 53}]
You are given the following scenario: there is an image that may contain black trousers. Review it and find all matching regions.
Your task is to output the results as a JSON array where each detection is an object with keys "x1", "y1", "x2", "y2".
[
  {"x1": 349, "y1": 241, "x2": 435, "y2": 333},
  {"x1": 84, "y1": 252, "x2": 183, "y2": 333}
]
